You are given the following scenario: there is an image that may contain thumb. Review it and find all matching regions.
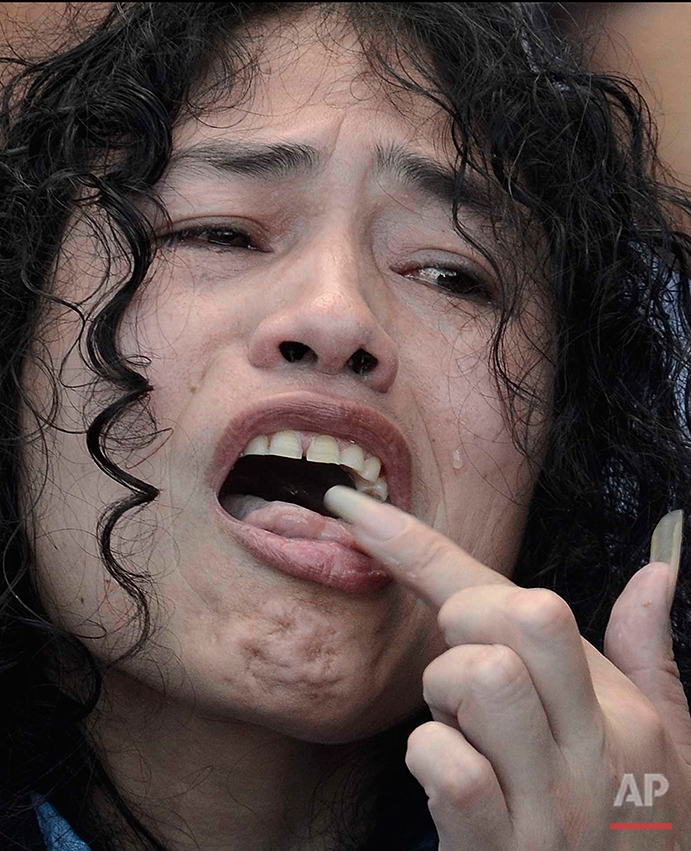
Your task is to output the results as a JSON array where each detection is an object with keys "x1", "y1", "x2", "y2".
[{"x1": 604, "y1": 510, "x2": 691, "y2": 765}]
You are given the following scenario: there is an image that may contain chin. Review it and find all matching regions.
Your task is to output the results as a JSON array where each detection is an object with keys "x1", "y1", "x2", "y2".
[
  {"x1": 196, "y1": 656, "x2": 427, "y2": 745},
  {"x1": 240, "y1": 694, "x2": 424, "y2": 745}
]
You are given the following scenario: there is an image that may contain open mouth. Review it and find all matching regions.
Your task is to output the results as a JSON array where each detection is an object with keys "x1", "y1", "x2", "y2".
[
  {"x1": 210, "y1": 398, "x2": 409, "y2": 593},
  {"x1": 218, "y1": 431, "x2": 389, "y2": 523}
]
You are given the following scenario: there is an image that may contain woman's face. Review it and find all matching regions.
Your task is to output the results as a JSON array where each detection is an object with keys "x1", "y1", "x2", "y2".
[{"x1": 26, "y1": 21, "x2": 550, "y2": 743}]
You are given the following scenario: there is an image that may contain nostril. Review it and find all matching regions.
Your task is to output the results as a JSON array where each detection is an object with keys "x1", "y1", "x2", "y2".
[
  {"x1": 347, "y1": 349, "x2": 378, "y2": 375},
  {"x1": 279, "y1": 341, "x2": 311, "y2": 363},
  {"x1": 279, "y1": 342, "x2": 378, "y2": 376}
]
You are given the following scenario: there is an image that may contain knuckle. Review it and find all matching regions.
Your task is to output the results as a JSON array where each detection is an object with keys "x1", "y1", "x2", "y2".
[
  {"x1": 421, "y1": 657, "x2": 443, "y2": 700},
  {"x1": 469, "y1": 644, "x2": 528, "y2": 696},
  {"x1": 437, "y1": 592, "x2": 468, "y2": 637},
  {"x1": 509, "y1": 587, "x2": 575, "y2": 639},
  {"x1": 429, "y1": 754, "x2": 495, "y2": 811},
  {"x1": 421, "y1": 648, "x2": 467, "y2": 708},
  {"x1": 406, "y1": 720, "x2": 436, "y2": 757}
]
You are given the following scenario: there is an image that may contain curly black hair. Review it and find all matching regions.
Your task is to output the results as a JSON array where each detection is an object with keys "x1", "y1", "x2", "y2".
[{"x1": 2, "y1": 3, "x2": 691, "y2": 849}]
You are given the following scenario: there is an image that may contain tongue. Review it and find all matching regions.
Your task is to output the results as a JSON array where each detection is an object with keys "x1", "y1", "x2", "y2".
[
  {"x1": 221, "y1": 495, "x2": 355, "y2": 542},
  {"x1": 222, "y1": 494, "x2": 273, "y2": 522}
]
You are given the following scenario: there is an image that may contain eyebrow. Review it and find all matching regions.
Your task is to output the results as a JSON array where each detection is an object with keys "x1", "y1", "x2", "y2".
[
  {"x1": 374, "y1": 142, "x2": 459, "y2": 207},
  {"x1": 167, "y1": 141, "x2": 321, "y2": 180},
  {"x1": 163, "y1": 140, "x2": 491, "y2": 212}
]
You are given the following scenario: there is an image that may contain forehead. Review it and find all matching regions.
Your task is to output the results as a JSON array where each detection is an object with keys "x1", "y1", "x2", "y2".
[{"x1": 172, "y1": 14, "x2": 454, "y2": 172}]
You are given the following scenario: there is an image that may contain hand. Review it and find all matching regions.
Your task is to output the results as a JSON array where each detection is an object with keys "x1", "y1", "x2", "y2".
[{"x1": 325, "y1": 487, "x2": 691, "y2": 850}]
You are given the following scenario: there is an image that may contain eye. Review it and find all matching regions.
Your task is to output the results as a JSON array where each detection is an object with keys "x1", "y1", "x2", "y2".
[
  {"x1": 162, "y1": 226, "x2": 259, "y2": 252},
  {"x1": 405, "y1": 265, "x2": 493, "y2": 303}
]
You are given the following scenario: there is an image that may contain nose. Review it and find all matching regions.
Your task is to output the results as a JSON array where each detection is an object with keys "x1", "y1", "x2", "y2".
[{"x1": 246, "y1": 241, "x2": 399, "y2": 393}]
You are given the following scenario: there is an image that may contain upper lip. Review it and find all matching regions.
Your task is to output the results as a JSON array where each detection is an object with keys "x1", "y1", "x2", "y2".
[{"x1": 209, "y1": 390, "x2": 412, "y2": 513}]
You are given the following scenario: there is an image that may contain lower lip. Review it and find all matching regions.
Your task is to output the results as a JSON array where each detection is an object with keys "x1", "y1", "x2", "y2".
[{"x1": 213, "y1": 502, "x2": 392, "y2": 594}]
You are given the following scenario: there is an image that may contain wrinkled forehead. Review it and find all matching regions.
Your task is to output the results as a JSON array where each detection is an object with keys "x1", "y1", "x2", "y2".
[
  {"x1": 176, "y1": 9, "x2": 455, "y2": 164},
  {"x1": 158, "y1": 10, "x2": 520, "y2": 252}
]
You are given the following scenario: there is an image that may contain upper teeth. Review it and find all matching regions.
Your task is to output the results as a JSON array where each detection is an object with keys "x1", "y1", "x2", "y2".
[{"x1": 241, "y1": 431, "x2": 388, "y2": 502}]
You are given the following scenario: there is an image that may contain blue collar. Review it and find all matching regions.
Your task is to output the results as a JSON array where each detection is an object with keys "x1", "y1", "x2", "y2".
[
  {"x1": 34, "y1": 799, "x2": 92, "y2": 850},
  {"x1": 33, "y1": 796, "x2": 436, "y2": 851}
]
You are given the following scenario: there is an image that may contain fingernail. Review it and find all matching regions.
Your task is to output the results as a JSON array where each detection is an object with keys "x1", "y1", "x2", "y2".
[
  {"x1": 323, "y1": 486, "x2": 407, "y2": 541},
  {"x1": 650, "y1": 509, "x2": 683, "y2": 605}
]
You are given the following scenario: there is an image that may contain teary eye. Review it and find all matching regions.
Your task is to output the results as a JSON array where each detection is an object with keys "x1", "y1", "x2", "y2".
[
  {"x1": 163, "y1": 226, "x2": 258, "y2": 251},
  {"x1": 406, "y1": 265, "x2": 493, "y2": 303}
]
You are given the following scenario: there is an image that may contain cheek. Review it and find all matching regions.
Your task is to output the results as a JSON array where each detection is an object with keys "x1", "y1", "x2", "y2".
[
  {"x1": 119, "y1": 265, "x2": 245, "y2": 422},
  {"x1": 23, "y1": 318, "x2": 169, "y2": 652},
  {"x1": 444, "y1": 443, "x2": 534, "y2": 576},
  {"x1": 29, "y1": 444, "x2": 155, "y2": 652},
  {"x1": 405, "y1": 317, "x2": 548, "y2": 575}
]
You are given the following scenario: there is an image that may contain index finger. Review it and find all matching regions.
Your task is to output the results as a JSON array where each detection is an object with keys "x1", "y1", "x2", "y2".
[{"x1": 324, "y1": 485, "x2": 514, "y2": 608}]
